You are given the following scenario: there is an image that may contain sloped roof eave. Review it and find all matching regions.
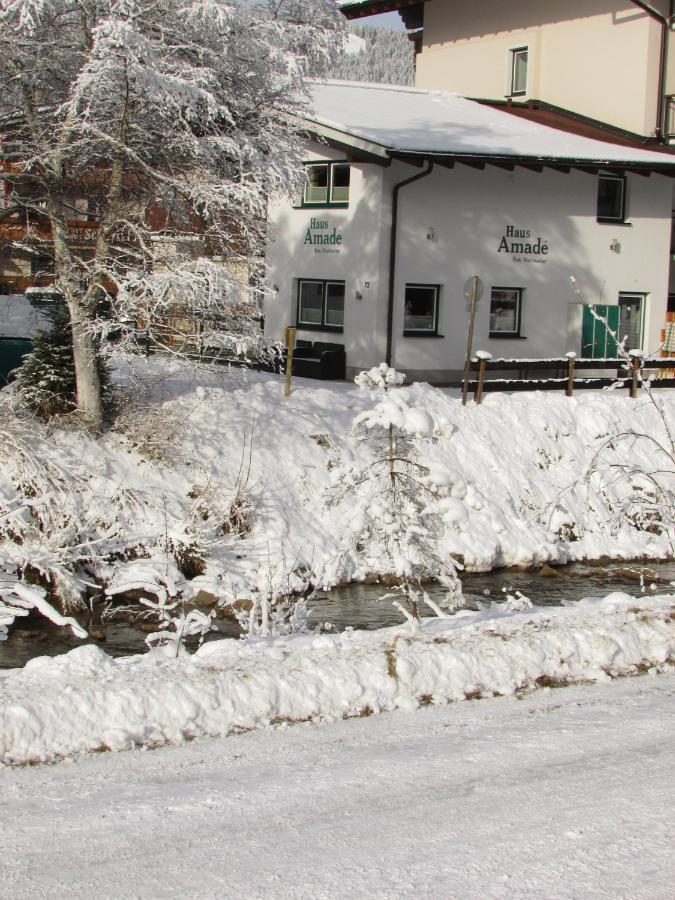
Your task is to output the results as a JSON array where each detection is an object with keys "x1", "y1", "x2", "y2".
[{"x1": 298, "y1": 115, "x2": 675, "y2": 174}]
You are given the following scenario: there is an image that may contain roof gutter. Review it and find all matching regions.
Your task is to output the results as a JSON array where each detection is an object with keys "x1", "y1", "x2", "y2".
[
  {"x1": 627, "y1": 0, "x2": 672, "y2": 140},
  {"x1": 386, "y1": 159, "x2": 434, "y2": 366}
]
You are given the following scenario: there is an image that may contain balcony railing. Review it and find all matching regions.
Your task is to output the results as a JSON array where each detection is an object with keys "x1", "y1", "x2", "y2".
[{"x1": 0, "y1": 219, "x2": 99, "y2": 244}]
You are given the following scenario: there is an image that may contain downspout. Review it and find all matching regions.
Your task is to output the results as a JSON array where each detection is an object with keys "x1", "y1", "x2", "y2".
[
  {"x1": 627, "y1": 0, "x2": 672, "y2": 140},
  {"x1": 386, "y1": 159, "x2": 434, "y2": 366}
]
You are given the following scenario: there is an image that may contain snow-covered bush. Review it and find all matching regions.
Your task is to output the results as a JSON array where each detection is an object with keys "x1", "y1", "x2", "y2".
[
  {"x1": 331, "y1": 365, "x2": 463, "y2": 619},
  {"x1": 543, "y1": 307, "x2": 675, "y2": 549},
  {"x1": 0, "y1": 568, "x2": 86, "y2": 642}
]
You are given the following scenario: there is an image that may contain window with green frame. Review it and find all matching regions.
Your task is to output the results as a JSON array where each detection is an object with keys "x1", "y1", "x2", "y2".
[
  {"x1": 297, "y1": 279, "x2": 345, "y2": 331},
  {"x1": 302, "y1": 162, "x2": 350, "y2": 207}
]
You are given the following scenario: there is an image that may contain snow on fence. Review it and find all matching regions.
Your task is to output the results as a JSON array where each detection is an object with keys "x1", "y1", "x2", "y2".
[{"x1": 469, "y1": 354, "x2": 675, "y2": 402}]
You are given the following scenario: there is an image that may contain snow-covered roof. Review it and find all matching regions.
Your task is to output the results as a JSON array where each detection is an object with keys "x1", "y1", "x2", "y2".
[
  {"x1": 303, "y1": 82, "x2": 675, "y2": 169},
  {"x1": 0, "y1": 294, "x2": 50, "y2": 339}
]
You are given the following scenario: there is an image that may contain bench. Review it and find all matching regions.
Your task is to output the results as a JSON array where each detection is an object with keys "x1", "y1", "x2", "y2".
[{"x1": 291, "y1": 340, "x2": 346, "y2": 380}]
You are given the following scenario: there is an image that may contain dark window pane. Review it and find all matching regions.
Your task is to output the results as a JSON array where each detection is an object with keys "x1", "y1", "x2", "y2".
[
  {"x1": 331, "y1": 165, "x2": 350, "y2": 203},
  {"x1": 404, "y1": 286, "x2": 437, "y2": 331},
  {"x1": 304, "y1": 166, "x2": 329, "y2": 204},
  {"x1": 490, "y1": 288, "x2": 520, "y2": 334},
  {"x1": 325, "y1": 282, "x2": 345, "y2": 326},
  {"x1": 299, "y1": 281, "x2": 323, "y2": 324},
  {"x1": 597, "y1": 176, "x2": 624, "y2": 220}
]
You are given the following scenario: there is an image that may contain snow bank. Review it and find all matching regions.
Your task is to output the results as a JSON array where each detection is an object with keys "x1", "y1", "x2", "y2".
[
  {"x1": 0, "y1": 360, "x2": 673, "y2": 613},
  {"x1": 1, "y1": 593, "x2": 673, "y2": 765}
]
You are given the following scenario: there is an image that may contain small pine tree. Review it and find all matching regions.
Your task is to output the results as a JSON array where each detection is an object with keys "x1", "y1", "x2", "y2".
[
  {"x1": 330, "y1": 364, "x2": 463, "y2": 622},
  {"x1": 15, "y1": 303, "x2": 110, "y2": 421}
]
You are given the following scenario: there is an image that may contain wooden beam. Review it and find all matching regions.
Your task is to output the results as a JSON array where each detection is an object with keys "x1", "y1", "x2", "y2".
[
  {"x1": 457, "y1": 159, "x2": 486, "y2": 170},
  {"x1": 488, "y1": 160, "x2": 516, "y2": 171}
]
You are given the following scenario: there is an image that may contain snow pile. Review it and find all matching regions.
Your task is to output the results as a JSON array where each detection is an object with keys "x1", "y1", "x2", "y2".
[{"x1": 0, "y1": 592, "x2": 673, "y2": 765}]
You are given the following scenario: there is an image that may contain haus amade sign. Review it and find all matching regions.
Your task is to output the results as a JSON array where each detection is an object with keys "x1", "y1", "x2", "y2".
[
  {"x1": 497, "y1": 224, "x2": 549, "y2": 263},
  {"x1": 304, "y1": 217, "x2": 343, "y2": 254}
]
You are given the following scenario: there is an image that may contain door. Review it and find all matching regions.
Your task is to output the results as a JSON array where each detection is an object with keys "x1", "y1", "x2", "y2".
[
  {"x1": 617, "y1": 293, "x2": 644, "y2": 352},
  {"x1": 581, "y1": 304, "x2": 619, "y2": 358}
]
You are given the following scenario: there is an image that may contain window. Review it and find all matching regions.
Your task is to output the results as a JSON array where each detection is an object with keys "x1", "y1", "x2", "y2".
[
  {"x1": 297, "y1": 279, "x2": 345, "y2": 330},
  {"x1": 509, "y1": 47, "x2": 528, "y2": 96},
  {"x1": 597, "y1": 174, "x2": 626, "y2": 222},
  {"x1": 30, "y1": 255, "x2": 54, "y2": 277},
  {"x1": 302, "y1": 163, "x2": 350, "y2": 207},
  {"x1": 489, "y1": 287, "x2": 523, "y2": 337},
  {"x1": 403, "y1": 284, "x2": 439, "y2": 335}
]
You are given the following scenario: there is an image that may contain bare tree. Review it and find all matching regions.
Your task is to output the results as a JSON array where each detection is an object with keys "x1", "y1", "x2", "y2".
[{"x1": 0, "y1": 0, "x2": 344, "y2": 429}]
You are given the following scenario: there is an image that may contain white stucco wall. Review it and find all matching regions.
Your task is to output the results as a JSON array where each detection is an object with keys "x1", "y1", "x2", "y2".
[
  {"x1": 265, "y1": 142, "x2": 672, "y2": 382},
  {"x1": 265, "y1": 143, "x2": 393, "y2": 373},
  {"x1": 416, "y1": 0, "x2": 665, "y2": 138}
]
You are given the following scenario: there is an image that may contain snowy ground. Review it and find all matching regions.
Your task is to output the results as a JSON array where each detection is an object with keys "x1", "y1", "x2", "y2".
[{"x1": 1, "y1": 671, "x2": 673, "y2": 899}]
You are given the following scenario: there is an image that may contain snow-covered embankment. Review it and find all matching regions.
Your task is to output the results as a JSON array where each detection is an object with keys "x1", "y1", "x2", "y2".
[{"x1": 1, "y1": 592, "x2": 673, "y2": 765}]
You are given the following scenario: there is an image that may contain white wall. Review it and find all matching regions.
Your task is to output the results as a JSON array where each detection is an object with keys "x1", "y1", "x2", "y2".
[
  {"x1": 265, "y1": 142, "x2": 393, "y2": 372},
  {"x1": 265, "y1": 142, "x2": 672, "y2": 381}
]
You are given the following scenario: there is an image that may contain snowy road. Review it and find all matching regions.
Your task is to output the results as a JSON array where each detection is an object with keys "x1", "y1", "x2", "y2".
[{"x1": 1, "y1": 673, "x2": 674, "y2": 899}]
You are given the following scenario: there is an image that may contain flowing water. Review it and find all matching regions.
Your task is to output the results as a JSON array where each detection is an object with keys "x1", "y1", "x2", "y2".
[{"x1": 2, "y1": 560, "x2": 674, "y2": 670}]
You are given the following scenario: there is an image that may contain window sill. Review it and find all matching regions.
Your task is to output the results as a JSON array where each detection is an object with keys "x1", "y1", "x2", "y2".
[
  {"x1": 597, "y1": 218, "x2": 632, "y2": 226},
  {"x1": 296, "y1": 323, "x2": 344, "y2": 333},
  {"x1": 297, "y1": 203, "x2": 349, "y2": 210},
  {"x1": 403, "y1": 331, "x2": 444, "y2": 338},
  {"x1": 489, "y1": 334, "x2": 527, "y2": 339}
]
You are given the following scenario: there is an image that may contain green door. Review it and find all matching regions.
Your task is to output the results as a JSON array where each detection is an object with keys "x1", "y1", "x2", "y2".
[{"x1": 581, "y1": 304, "x2": 620, "y2": 358}]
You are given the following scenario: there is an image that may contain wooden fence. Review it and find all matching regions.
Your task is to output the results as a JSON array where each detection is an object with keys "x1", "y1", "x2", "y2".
[{"x1": 469, "y1": 354, "x2": 675, "y2": 403}]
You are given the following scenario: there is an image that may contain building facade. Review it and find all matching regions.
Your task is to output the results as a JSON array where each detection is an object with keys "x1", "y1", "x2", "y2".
[{"x1": 264, "y1": 82, "x2": 675, "y2": 382}]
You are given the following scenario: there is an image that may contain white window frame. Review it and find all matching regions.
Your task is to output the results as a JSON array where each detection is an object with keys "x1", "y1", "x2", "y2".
[
  {"x1": 403, "y1": 283, "x2": 440, "y2": 336},
  {"x1": 489, "y1": 286, "x2": 523, "y2": 337},
  {"x1": 597, "y1": 173, "x2": 627, "y2": 223},
  {"x1": 508, "y1": 46, "x2": 528, "y2": 97},
  {"x1": 302, "y1": 162, "x2": 350, "y2": 207},
  {"x1": 297, "y1": 279, "x2": 345, "y2": 331}
]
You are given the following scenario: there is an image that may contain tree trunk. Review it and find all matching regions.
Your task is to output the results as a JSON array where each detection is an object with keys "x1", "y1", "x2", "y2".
[
  {"x1": 69, "y1": 299, "x2": 104, "y2": 432},
  {"x1": 49, "y1": 207, "x2": 105, "y2": 432}
]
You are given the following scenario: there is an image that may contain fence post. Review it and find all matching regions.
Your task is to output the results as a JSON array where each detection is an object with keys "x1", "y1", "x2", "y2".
[
  {"x1": 474, "y1": 350, "x2": 491, "y2": 404},
  {"x1": 629, "y1": 351, "x2": 642, "y2": 399},
  {"x1": 566, "y1": 352, "x2": 576, "y2": 397},
  {"x1": 284, "y1": 326, "x2": 296, "y2": 398}
]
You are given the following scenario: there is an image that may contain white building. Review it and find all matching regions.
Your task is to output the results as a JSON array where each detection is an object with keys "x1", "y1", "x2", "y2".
[{"x1": 264, "y1": 81, "x2": 675, "y2": 382}]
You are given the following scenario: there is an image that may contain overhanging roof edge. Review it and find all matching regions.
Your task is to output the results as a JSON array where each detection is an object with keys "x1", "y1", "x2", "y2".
[{"x1": 389, "y1": 149, "x2": 675, "y2": 171}]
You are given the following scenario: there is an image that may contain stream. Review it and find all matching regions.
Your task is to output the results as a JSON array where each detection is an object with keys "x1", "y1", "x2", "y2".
[{"x1": 2, "y1": 560, "x2": 674, "y2": 669}]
